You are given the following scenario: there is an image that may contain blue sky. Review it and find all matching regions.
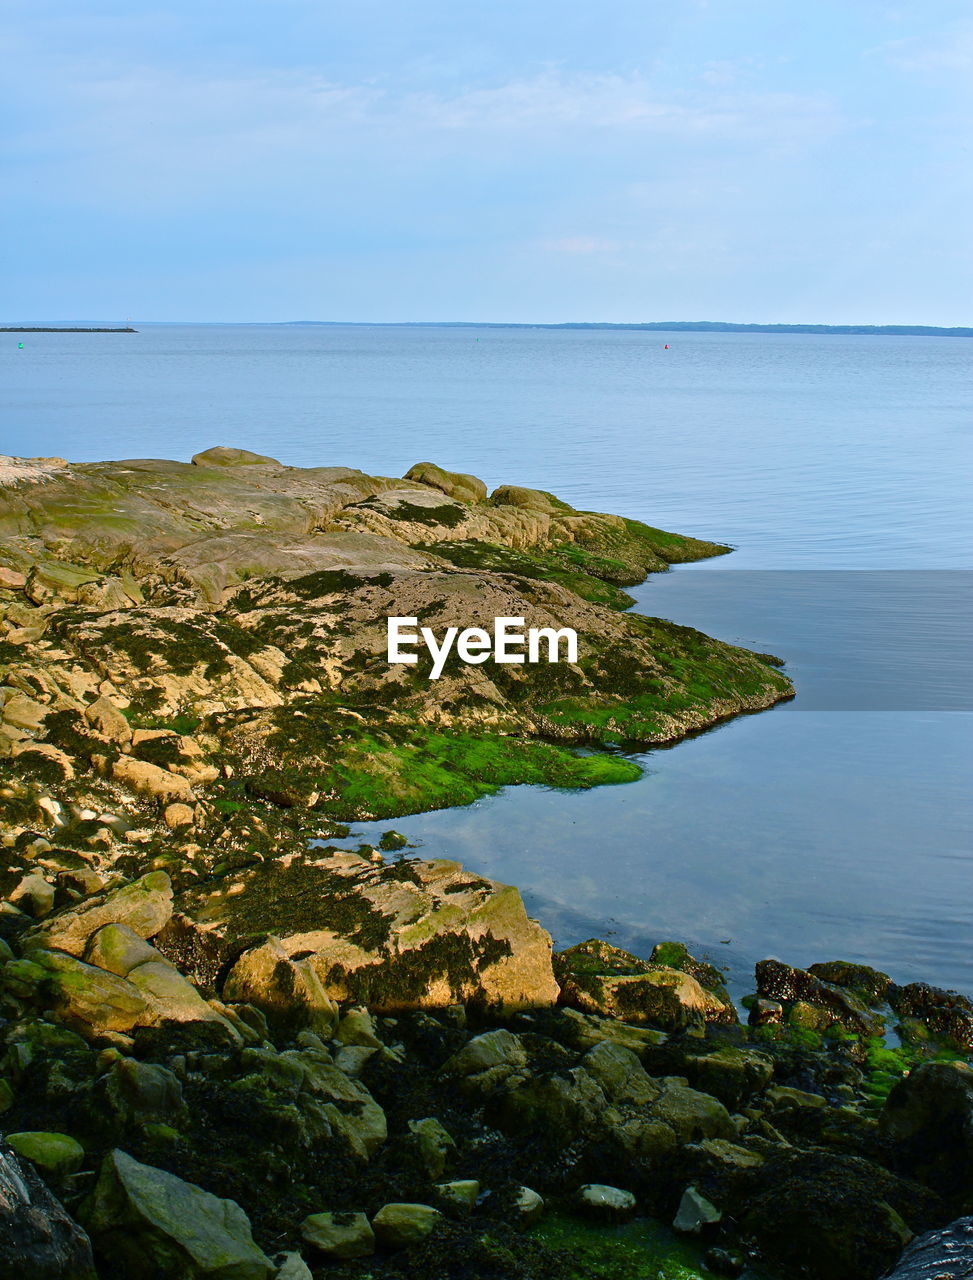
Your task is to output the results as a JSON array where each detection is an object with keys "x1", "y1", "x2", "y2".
[{"x1": 4, "y1": 1, "x2": 972, "y2": 323}]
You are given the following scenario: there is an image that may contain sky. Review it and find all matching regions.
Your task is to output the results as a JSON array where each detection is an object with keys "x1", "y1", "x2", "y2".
[{"x1": 3, "y1": 1, "x2": 972, "y2": 324}]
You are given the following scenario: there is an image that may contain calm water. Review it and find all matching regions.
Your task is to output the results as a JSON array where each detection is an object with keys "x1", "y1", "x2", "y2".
[{"x1": 3, "y1": 324, "x2": 972, "y2": 995}]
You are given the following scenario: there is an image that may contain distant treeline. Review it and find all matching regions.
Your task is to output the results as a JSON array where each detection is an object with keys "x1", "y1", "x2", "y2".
[{"x1": 286, "y1": 320, "x2": 973, "y2": 337}]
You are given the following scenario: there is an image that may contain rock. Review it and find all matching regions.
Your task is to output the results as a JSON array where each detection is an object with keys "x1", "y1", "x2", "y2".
[
  {"x1": 112, "y1": 756, "x2": 196, "y2": 804},
  {"x1": 192, "y1": 446, "x2": 281, "y2": 467},
  {"x1": 334, "y1": 1006, "x2": 382, "y2": 1048},
  {"x1": 582, "y1": 1040, "x2": 661, "y2": 1106},
  {"x1": 82, "y1": 696, "x2": 131, "y2": 745},
  {"x1": 755, "y1": 959, "x2": 881, "y2": 1036},
  {"x1": 407, "y1": 1117, "x2": 456, "y2": 1179},
  {"x1": 644, "y1": 1044, "x2": 774, "y2": 1110},
  {"x1": 164, "y1": 802, "x2": 194, "y2": 829},
  {"x1": 9, "y1": 873, "x2": 55, "y2": 918},
  {"x1": 808, "y1": 960, "x2": 892, "y2": 1005},
  {"x1": 6, "y1": 1131, "x2": 85, "y2": 1178},
  {"x1": 83, "y1": 922, "x2": 159, "y2": 976},
  {"x1": 442, "y1": 1029, "x2": 527, "y2": 1076},
  {"x1": 747, "y1": 997, "x2": 783, "y2": 1027},
  {"x1": 1, "y1": 692, "x2": 48, "y2": 732},
  {"x1": 371, "y1": 1202, "x2": 442, "y2": 1248},
  {"x1": 333, "y1": 1045, "x2": 377, "y2": 1076},
  {"x1": 274, "y1": 1253, "x2": 313, "y2": 1280},
  {"x1": 888, "y1": 983, "x2": 973, "y2": 1050},
  {"x1": 649, "y1": 1080, "x2": 737, "y2": 1144},
  {"x1": 29, "y1": 951, "x2": 150, "y2": 1035},
  {"x1": 299, "y1": 1211, "x2": 375, "y2": 1260},
  {"x1": 0, "y1": 565, "x2": 27, "y2": 588},
  {"x1": 887, "y1": 1216, "x2": 973, "y2": 1279},
  {"x1": 434, "y1": 1180, "x2": 480, "y2": 1213},
  {"x1": 490, "y1": 484, "x2": 571, "y2": 514},
  {"x1": 880, "y1": 1062, "x2": 973, "y2": 1198},
  {"x1": 556, "y1": 939, "x2": 734, "y2": 1030},
  {"x1": 103, "y1": 1058, "x2": 185, "y2": 1126},
  {"x1": 167, "y1": 853, "x2": 559, "y2": 1013},
  {"x1": 513, "y1": 1186, "x2": 545, "y2": 1223},
  {"x1": 704, "y1": 1247, "x2": 746, "y2": 1278},
  {"x1": 82, "y1": 1149, "x2": 274, "y2": 1279},
  {"x1": 222, "y1": 938, "x2": 339, "y2": 1038},
  {"x1": 673, "y1": 1186, "x2": 722, "y2": 1234},
  {"x1": 574, "y1": 1184, "x2": 636, "y2": 1223},
  {"x1": 0, "y1": 1144, "x2": 96, "y2": 1278},
  {"x1": 742, "y1": 1150, "x2": 927, "y2": 1280},
  {"x1": 127, "y1": 960, "x2": 240, "y2": 1035},
  {"x1": 405, "y1": 462, "x2": 487, "y2": 505},
  {"x1": 23, "y1": 871, "x2": 173, "y2": 957}
]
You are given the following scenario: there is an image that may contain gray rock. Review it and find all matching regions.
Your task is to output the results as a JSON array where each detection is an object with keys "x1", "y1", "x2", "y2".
[
  {"x1": 575, "y1": 1184, "x2": 637, "y2": 1223},
  {"x1": 299, "y1": 1211, "x2": 375, "y2": 1259},
  {"x1": 442, "y1": 1029, "x2": 527, "y2": 1076},
  {"x1": 0, "y1": 1144, "x2": 96, "y2": 1278},
  {"x1": 371, "y1": 1202, "x2": 442, "y2": 1247},
  {"x1": 82, "y1": 1148, "x2": 274, "y2": 1279},
  {"x1": 274, "y1": 1252, "x2": 313, "y2": 1280},
  {"x1": 673, "y1": 1185, "x2": 722, "y2": 1234},
  {"x1": 513, "y1": 1186, "x2": 545, "y2": 1223}
]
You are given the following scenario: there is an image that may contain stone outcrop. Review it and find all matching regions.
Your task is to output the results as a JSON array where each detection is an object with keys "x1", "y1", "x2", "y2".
[
  {"x1": 0, "y1": 1144, "x2": 96, "y2": 1279},
  {"x1": 165, "y1": 850, "x2": 560, "y2": 1013}
]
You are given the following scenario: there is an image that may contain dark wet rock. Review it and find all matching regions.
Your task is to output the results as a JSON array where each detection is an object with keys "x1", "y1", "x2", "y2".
[
  {"x1": 0, "y1": 1144, "x2": 96, "y2": 1278},
  {"x1": 741, "y1": 1150, "x2": 938, "y2": 1280},
  {"x1": 755, "y1": 958, "x2": 883, "y2": 1036},
  {"x1": 640, "y1": 1042, "x2": 774, "y2": 1110},
  {"x1": 746, "y1": 996, "x2": 783, "y2": 1027},
  {"x1": 809, "y1": 960, "x2": 892, "y2": 1006},
  {"x1": 889, "y1": 983, "x2": 973, "y2": 1051},
  {"x1": 880, "y1": 1062, "x2": 973, "y2": 1201},
  {"x1": 886, "y1": 1215, "x2": 973, "y2": 1279},
  {"x1": 81, "y1": 1148, "x2": 275, "y2": 1279}
]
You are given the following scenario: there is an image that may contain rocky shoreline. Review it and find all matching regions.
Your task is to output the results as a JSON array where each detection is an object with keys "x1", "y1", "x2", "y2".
[{"x1": 1, "y1": 448, "x2": 969, "y2": 1279}]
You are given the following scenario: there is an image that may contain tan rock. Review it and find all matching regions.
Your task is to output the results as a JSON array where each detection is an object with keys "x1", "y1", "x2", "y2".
[
  {"x1": 84, "y1": 696, "x2": 131, "y2": 744},
  {"x1": 23, "y1": 870, "x2": 173, "y2": 956},
  {"x1": 112, "y1": 756, "x2": 195, "y2": 803},
  {"x1": 164, "y1": 803, "x2": 194, "y2": 829},
  {"x1": 222, "y1": 937, "x2": 339, "y2": 1037}
]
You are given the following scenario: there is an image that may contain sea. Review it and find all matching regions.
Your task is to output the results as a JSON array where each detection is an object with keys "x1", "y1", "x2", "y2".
[{"x1": 3, "y1": 322, "x2": 971, "y2": 999}]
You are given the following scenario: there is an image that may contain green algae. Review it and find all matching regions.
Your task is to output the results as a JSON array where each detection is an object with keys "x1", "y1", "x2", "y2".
[
  {"x1": 530, "y1": 1213, "x2": 737, "y2": 1280},
  {"x1": 416, "y1": 540, "x2": 636, "y2": 609},
  {"x1": 274, "y1": 724, "x2": 642, "y2": 821}
]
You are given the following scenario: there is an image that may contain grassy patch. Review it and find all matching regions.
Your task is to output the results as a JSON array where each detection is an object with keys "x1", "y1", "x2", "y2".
[{"x1": 530, "y1": 1213, "x2": 724, "y2": 1280}]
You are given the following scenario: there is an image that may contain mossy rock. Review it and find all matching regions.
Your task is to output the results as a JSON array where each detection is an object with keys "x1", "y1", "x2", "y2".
[{"x1": 191, "y1": 446, "x2": 280, "y2": 467}]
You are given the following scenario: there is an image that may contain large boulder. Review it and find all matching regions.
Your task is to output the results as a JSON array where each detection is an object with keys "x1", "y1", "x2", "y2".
[
  {"x1": 191, "y1": 447, "x2": 281, "y2": 468},
  {"x1": 23, "y1": 872, "x2": 173, "y2": 957},
  {"x1": 405, "y1": 462, "x2": 487, "y2": 505},
  {"x1": 888, "y1": 983, "x2": 973, "y2": 1050},
  {"x1": 880, "y1": 1062, "x2": 973, "y2": 1199},
  {"x1": 81, "y1": 1149, "x2": 274, "y2": 1280},
  {"x1": 0, "y1": 1144, "x2": 96, "y2": 1279},
  {"x1": 161, "y1": 852, "x2": 559, "y2": 1013}
]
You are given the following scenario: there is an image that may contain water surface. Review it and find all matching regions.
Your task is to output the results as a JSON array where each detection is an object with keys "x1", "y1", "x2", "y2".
[{"x1": 3, "y1": 324, "x2": 971, "y2": 994}]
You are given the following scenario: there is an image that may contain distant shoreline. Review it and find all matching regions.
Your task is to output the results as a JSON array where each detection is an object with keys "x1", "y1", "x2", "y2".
[
  {"x1": 1, "y1": 327, "x2": 137, "y2": 333},
  {"x1": 281, "y1": 320, "x2": 973, "y2": 337}
]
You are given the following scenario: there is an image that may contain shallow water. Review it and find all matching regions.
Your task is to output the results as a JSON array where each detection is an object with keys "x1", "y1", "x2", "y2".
[{"x1": 3, "y1": 323, "x2": 971, "y2": 994}]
